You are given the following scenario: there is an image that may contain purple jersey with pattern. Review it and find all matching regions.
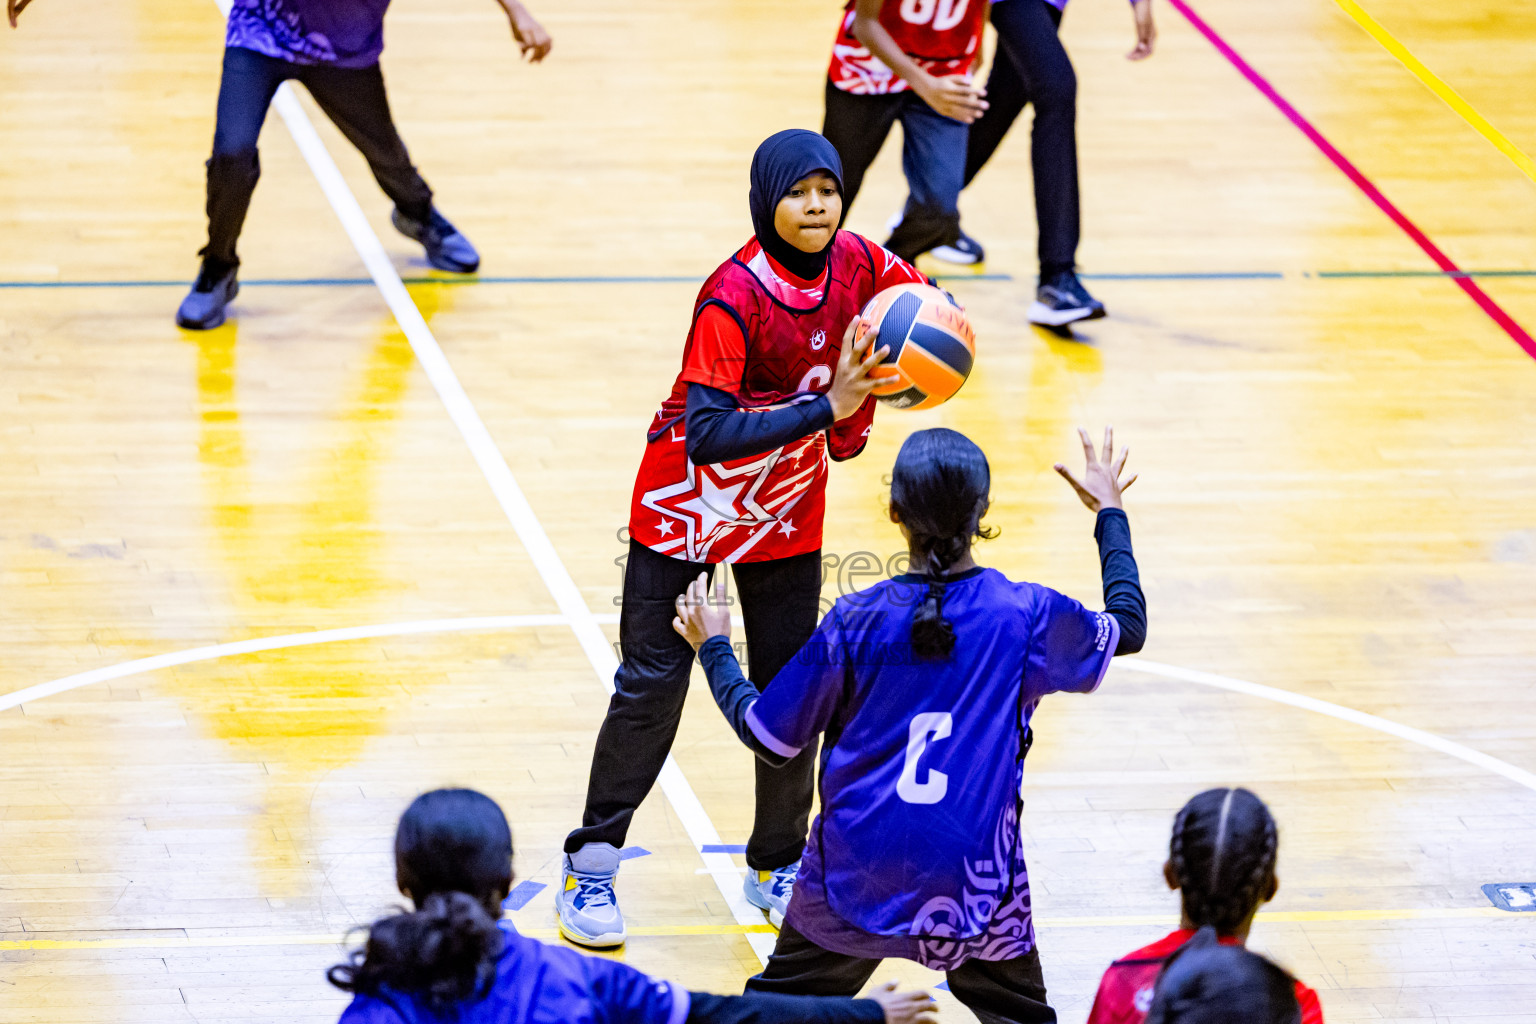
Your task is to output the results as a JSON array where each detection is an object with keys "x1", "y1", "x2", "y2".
[
  {"x1": 747, "y1": 567, "x2": 1117, "y2": 969},
  {"x1": 227, "y1": 0, "x2": 392, "y2": 68},
  {"x1": 337, "y1": 920, "x2": 688, "y2": 1024}
]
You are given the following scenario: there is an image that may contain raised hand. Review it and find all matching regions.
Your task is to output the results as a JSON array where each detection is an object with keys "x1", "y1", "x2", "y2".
[
  {"x1": 672, "y1": 573, "x2": 731, "y2": 651},
  {"x1": 869, "y1": 980, "x2": 940, "y2": 1024},
  {"x1": 1055, "y1": 426, "x2": 1137, "y2": 512}
]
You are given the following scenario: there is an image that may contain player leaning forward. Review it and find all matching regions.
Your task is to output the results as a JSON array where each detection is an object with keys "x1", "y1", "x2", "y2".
[
  {"x1": 556, "y1": 129, "x2": 929, "y2": 948},
  {"x1": 676, "y1": 427, "x2": 1147, "y2": 1022}
]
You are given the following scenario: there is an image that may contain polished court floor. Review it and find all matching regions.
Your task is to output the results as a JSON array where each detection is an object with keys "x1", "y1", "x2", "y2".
[{"x1": 2, "y1": 0, "x2": 1535, "y2": 1021}]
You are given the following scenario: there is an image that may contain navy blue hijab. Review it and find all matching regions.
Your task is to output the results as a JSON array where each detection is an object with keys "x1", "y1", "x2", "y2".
[{"x1": 748, "y1": 129, "x2": 844, "y2": 281}]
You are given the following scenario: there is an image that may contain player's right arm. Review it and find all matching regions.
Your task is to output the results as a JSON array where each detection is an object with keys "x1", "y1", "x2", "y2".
[
  {"x1": 849, "y1": 0, "x2": 987, "y2": 123},
  {"x1": 673, "y1": 575, "x2": 846, "y2": 767}
]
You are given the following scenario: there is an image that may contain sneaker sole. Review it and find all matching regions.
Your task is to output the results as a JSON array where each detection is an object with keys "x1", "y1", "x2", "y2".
[
  {"x1": 1027, "y1": 300, "x2": 1106, "y2": 327},
  {"x1": 424, "y1": 253, "x2": 480, "y2": 274},
  {"x1": 742, "y1": 878, "x2": 788, "y2": 926},
  {"x1": 916, "y1": 253, "x2": 986, "y2": 278},
  {"x1": 556, "y1": 917, "x2": 626, "y2": 949}
]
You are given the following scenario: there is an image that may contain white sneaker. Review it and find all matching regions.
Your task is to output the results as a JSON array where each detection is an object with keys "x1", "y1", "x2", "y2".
[
  {"x1": 555, "y1": 843, "x2": 626, "y2": 948},
  {"x1": 742, "y1": 860, "x2": 799, "y2": 928}
]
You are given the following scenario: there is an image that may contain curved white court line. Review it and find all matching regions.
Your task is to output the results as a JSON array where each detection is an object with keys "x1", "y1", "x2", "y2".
[
  {"x1": 10, "y1": 618, "x2": 1535, "y2": 797},
  {"x1": 1117, "y1": 657, "x2": 1536, "y2": 793}
]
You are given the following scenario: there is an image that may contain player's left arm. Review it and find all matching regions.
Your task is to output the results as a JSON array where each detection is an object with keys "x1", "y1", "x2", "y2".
[
  {"x1": 1055, "y1": 426, "x2": 1146, "y2": 657},
  {"x1": 1128, "y1": 0, "x2": 1156, "y2": 61},
  {"x1": 492, "y1": 0, "x2": 552, "y2": 62}
]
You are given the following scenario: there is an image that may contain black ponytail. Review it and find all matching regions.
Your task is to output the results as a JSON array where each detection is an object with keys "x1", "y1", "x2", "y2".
[
  {"x1": 1167, "y1": 787, "x2": 1279, "y2": 935},
  {"x1": 889, "y1": 428, "x2": 997, "y2": 660},
  {"x1": 328, "y1": 789, "x2": 514, "y2": 1009},
  {"x1": 328, "y1": 892, "x2": 504, "y2": 1009}
]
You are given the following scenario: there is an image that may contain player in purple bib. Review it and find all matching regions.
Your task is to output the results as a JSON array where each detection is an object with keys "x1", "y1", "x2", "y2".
[
  {"x1": 8, "y1": 0, "x2": 549, "y2": 328},
  {"x1": 673, "y1": 426, "x2": 1146, "y2": 1023}
]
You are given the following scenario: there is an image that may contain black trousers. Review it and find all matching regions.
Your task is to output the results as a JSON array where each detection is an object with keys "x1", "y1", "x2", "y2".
[
  {"x1": 965, "y1": 0, "x2": 1078, "y2": 276},
  {"x1": 202, "y1": 46, "x2": 434, "y2": 266},
  {"x1": 566, "y1": 541, "x2": 823, "y2": 871},
  {"x1": 822, "y1": 83, "x2": 969, "y2": 262},
  {"x1": 747, "y1": 921, "x2": 1057, "y2": 1024}
]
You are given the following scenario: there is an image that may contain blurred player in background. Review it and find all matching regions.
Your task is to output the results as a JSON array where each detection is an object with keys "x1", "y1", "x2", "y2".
[
  {"x1": 555, "y1": 129, "x2": 930, "y2": 951},
  {"x1": 898, "y1": 0, "x2": 1156, "y2": 327},
  {"x1": 822, "y1": 0, "x2": 991, "y2": 264},
  {"x1": 6, "y1": 0, "x2": 553, "y2": 330},
  {"x1": 675, "y1": 426, "x2": 1147, "y2": 1024}
]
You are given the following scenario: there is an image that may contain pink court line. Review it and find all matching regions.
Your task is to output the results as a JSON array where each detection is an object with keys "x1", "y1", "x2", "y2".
[{"x1": 1167, "y1": 0, "x2": 1536, "y2": 363}]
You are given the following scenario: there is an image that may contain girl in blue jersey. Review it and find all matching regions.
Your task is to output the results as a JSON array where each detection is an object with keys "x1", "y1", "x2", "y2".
[
  {"x1": 329, "y1": 788, "x2": 938, "y2": 1024},
  {"x1": 674, "y1": 427, "x2": 1146, "y2": 1024}
]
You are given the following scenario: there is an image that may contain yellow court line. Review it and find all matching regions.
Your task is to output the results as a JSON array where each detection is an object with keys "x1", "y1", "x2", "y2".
[
  {"x1": 1332, "y1": 0, "x2": 1536, "y2": 185},
  {"x1": 0, "y1": 908, "x2": 1516, "y2": 952}
]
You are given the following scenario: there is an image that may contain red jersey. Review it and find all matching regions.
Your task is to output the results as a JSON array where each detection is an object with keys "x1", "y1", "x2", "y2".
[
  {"x1": 628, "y1": 233, "x2": 926, "y2": 564},
  {"x1": 1086, "y1": 929, "x2": 1324, "y2": 1024},
  {"x1": 828, "y1": 0, "x2": 987, "y2": 95}
]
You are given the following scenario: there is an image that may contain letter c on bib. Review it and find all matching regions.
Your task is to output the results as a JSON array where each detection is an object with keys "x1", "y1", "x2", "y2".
[
  {"x1": 897, "y1": 711, "x2": 952, "y2": 805},
  {"x1": 798, "y1": 365, "x2": 833, "y2": 392}
]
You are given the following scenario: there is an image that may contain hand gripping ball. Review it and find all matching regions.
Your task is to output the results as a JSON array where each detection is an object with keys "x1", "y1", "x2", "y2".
[{"x1": 854, "y1": 283, "x2": 976, "y2": 410}]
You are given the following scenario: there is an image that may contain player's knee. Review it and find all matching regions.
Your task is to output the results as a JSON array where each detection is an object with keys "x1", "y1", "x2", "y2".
[
  {"x1": 1035, "y1": 68, "x2": 1077, "y2": 113},
  {"x1": 206, "y1": 145, "x2": 260, "y2": 182}
]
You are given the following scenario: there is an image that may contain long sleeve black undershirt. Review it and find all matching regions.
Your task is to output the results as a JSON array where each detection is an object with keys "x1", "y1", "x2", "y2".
[
  {"x1": 686, "y1": 991, "x2": 883, "y2": 1024},
  {"x1": 684, "y1": 383, "x2": 834, "y2": 465},
  {"x1": 1094, "y1": 507, "x2": 1146, "y2": 656},
  {"x1": 698, "y1": 508, "x2": 1147, "y2": 763}
]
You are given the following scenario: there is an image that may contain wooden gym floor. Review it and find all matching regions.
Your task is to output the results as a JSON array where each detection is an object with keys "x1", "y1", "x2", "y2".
[{"x1": 2, "y1": 0, "x2": 1534, "y2": 1021}]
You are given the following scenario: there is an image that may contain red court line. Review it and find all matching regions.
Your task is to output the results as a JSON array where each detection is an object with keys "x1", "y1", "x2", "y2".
[{"x1": 1167, "y1": 0, "x2": 1536, "y2": 362}]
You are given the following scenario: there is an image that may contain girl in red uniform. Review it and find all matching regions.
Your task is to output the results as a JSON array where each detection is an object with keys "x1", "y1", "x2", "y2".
[
  {"x1": 556, "y1": 129, "x2": 931, "y2": 949},
  {"x1": 1085, "y1": 788, "x2": 1324, "y2": 1024}
]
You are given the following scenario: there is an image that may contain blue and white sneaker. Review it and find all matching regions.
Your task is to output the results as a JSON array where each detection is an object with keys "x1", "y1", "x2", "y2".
[
  {"x1": 886, "y1": 206, "x2": 986, "y2": 266},
  {"x1": 743, "y1": 860, "x2": 799, "y2": 928},
  {"x1": 556, "y1": 843, "x2": 626, "y2": 948}
]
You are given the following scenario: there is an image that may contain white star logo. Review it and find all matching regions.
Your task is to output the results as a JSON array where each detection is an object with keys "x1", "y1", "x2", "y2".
[
  {"x1": 809, "y1": 329, "x2": 827, "y2": 351},
  {"x1": 778, "y1": 518, "x2": 797, "y2": 537},
  {"x1": 655, "y1": 518, "x2": 675, "y2": 536}
]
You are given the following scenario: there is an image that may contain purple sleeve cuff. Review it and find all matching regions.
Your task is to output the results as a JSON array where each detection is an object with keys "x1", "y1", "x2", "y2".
[
  {"x1": 746, "y1": 704, "x2": 804, "y2": 759},
  {"x1": 666, "y1": 982, "x2": 689, "y2": 1024},
  {"x1": 1086, "y1": 613, "x2": 1121, "y2": 693}
]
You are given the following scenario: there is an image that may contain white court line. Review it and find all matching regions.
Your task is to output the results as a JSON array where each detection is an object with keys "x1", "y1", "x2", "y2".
[
  {"x1": 207, "y1": 0, "x2": 776, "y2": 958},
  {"x1": 1117, "y1": 657, "x2": 1536, "y2": 793},
  {"x1": 11, "y1": 615, "x2": 1536, "y2": 798}
]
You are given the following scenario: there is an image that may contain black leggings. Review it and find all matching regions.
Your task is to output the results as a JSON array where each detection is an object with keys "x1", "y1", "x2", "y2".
[
  {"x1": 202, "y1": 46, "x2": 434, "y2": 266},
  {"x1": 965, "y1": 0, "x2": 1078, "y2": 276},
  {"x1": 747, "y1": 920, "x2": 1057, "y2": 1024},
  {"x1": 566, "y1": 541, "x2": 823, "y2": 871}
]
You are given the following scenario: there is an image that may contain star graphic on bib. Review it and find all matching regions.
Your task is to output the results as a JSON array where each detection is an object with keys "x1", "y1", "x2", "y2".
[
  {"x1": 778, "y1": 518, "x2": 797, "y2": 537},
  {"x1": 655, "y1": 518, "x2": 675, "y2": 536}
]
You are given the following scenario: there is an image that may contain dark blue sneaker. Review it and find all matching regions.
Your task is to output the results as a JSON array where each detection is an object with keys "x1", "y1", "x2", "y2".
[
  {"x1": 392, "y1": 207, "x2": 480, "y2": 273},
  {"x1": 175, "y1": 260, "x2": 239, "y2": 330},
  {"x1": 1029, "y1": 270, "x2": 1106, "y2": 327}
]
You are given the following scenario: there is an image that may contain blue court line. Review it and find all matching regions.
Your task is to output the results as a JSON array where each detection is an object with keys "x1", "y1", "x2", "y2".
[
  {"x1": 2, "y1": 270, "x2": 1533, "y2": 289},
  {"x1": 619, "y1": 846, "x2": 652, "y2": 861},
  {"x1": 503, "y1": 880, "x2": 547, "y2": 911},
  {"x1": 701, "y1": 844, "x2": 748, "y2": 855}
]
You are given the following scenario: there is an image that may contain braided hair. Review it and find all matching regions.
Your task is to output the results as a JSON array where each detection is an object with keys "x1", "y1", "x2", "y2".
[
  {"x1": 889, "y1": 428, "x2": 998, "y2": 659},
  {"x1": 329, "y1": 789, "x2": 513, "y2": 1010},
  {"x1": 1167, "y1": 788, "x2": 1279, "y2": 936}
]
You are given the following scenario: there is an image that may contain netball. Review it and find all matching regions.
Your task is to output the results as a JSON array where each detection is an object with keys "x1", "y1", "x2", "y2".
[{"x1": 856, "y1": 283, "x2": 976, "y2": 410}]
